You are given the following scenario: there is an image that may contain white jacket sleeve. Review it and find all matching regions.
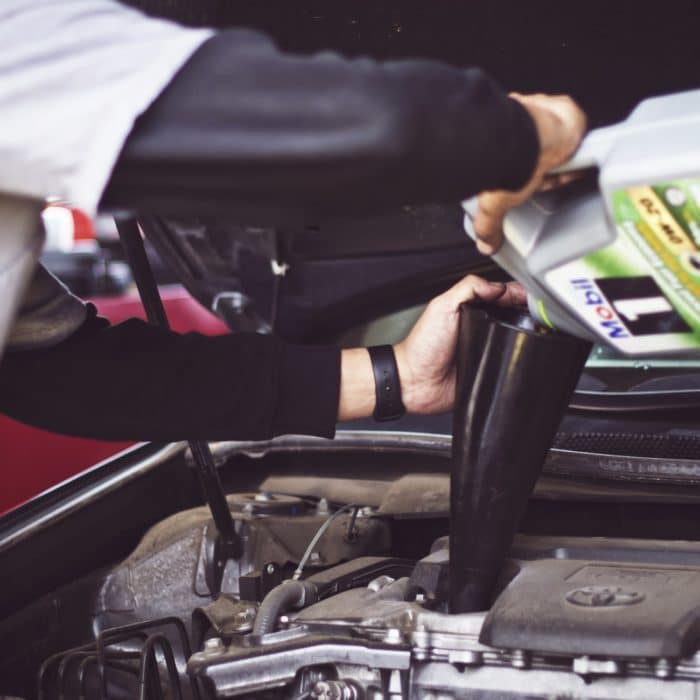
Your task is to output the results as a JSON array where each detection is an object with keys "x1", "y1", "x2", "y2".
[{"x1": 0, "y1": 0, "x2": 213, "y2": 216}]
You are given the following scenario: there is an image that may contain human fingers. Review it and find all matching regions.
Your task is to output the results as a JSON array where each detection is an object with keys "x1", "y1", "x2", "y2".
[
  {"x1": 540, "y1": 171, "x2": 583, "y2": 191},
  {"x1": 474, "y1": 94, "x2": 587, "y2": 254},
  {"x1": 512, "y1": 93, "x2": 587, "y2": 171},
  {"x1": 439, "y1": 274, "x2": 512, "y2": 308},
  {"x1": 494, "y1": 281, "x2": 528, "y2": 307},
  {"x1": 473, "y1": 191, "x2": 514, "y2": 255}
]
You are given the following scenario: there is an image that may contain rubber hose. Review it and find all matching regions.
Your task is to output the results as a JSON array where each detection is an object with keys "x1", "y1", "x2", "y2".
[{"x1": 253, "y1": 580, "x2": 319, "y2": 636}]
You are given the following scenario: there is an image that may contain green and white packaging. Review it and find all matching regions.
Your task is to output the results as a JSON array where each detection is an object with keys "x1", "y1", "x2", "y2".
[{"x1": 464, "y1": 89, "x2": 700, "y2": 356}]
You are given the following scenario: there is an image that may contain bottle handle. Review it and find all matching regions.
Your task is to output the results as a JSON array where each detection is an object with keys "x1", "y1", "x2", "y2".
[{"x1": 549, "y1": 124, "x2": 619, "y2": 174}]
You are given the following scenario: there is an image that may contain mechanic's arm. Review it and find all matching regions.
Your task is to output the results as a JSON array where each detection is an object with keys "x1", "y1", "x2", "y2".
[
  {"x1": 101, "y1": 28, "x2": 545, "y2": 216},
  {"x1": 338, "y1": 276, "x2": 526, "y2": 420},
  {"x1": 0, "y1": 277, "x2": 523, "y2": 442},
  {"x1": 1, "y1": 2, "x2": 583, "y2": 219}
]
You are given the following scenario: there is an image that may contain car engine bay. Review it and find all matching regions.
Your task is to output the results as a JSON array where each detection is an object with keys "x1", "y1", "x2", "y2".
[{"x1": 0, "y1": 429, "x2": 699, "y2": 700}]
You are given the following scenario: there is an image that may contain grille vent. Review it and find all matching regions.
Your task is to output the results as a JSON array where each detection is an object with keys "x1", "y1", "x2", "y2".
[{"x1": 553, "y1": 432, "x2": 700, "y2": 460}]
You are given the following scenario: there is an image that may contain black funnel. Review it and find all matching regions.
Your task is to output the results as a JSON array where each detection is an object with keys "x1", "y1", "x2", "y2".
[{"x1": 449, "y1": 304, "x2": 591, "y2": 614}]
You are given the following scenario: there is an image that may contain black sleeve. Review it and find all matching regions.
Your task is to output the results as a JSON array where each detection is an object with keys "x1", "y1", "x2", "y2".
[
  {"x1": 101, "y1": 28, "x2": 539, "y2": 218},
  {"x1": 0, "y1": 307, "x2": 341, "y2": 442}
]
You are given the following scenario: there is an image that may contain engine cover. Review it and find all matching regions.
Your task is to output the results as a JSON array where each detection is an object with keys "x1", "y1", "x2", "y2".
[{"x1": 482, "y1": 558, "x2": 700, "y2": 659}]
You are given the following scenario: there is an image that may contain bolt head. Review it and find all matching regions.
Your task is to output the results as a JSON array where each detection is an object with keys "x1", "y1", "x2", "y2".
[
  {"x1": 232, "y1": 608, "x2": 256, "y2": 631},
  {"x1": 511, "y1": 649, "x2": 531, "y2": 670},
  {"x1": 654, "y1": 658, "x2": 675, "y2": 679},
  {"x1": 312, "y1": 681, "x2": 330, "y2": 698},
  {"x1": 203, "y1": 637, "x2": 224, "y2": 652},
  {"x1": 367, "y1": 575, "x2": 394, "y2": 593},
  {"x1": 383, "y1": 627, "x2": 403, "y2": 644}
]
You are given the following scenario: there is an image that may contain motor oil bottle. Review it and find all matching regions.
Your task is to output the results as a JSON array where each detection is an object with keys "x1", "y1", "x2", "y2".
[{"x1": 463, "y1": 89, "x2": 700, "y2": 356}]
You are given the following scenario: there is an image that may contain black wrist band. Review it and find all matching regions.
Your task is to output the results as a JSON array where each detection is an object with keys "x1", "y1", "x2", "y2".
[{"x1": 368, "y1": 345, "x2": 405, "y2": 422}]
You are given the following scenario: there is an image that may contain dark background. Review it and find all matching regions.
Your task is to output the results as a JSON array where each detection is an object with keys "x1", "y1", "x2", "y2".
[{"x1": 125, "y1": 0, "x2": 700, "y2": 128}]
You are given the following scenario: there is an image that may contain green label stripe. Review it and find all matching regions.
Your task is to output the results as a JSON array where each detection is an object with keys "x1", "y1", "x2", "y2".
[
  {"x1": 584, "y1": 236, "x2": 644, "y2": 279},
  {"x1": 609, "y1": 182, "x2": 700, "y2": 335},
  {"x1": 536, "y1": 299, "x2": 554, "y2": 329},
  {"x1": 612, "y1": 189, "x2": 640, "y2": 223},
  {"x1": 652, "y1": 184, "x2": 699, "y2": 244}
]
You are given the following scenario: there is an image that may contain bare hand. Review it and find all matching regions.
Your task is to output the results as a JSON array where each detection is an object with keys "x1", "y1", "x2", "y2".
[
  {"x1": 473, "y1": 93, "x2": 587, "y2": 255},
  {"x1": 394, "y1": 275, "x2": 526, "y2": 415}
]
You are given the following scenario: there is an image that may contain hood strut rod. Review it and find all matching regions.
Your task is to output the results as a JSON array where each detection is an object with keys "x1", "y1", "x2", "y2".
[{"x1": 116, "y1": 217, "x2": 242, "y2": 580}]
